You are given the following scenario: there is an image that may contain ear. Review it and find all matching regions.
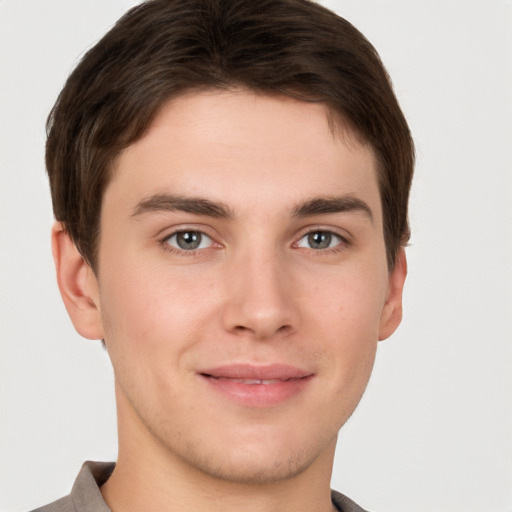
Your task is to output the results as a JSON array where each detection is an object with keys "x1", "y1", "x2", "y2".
[
  {"x1": 51, "y1": 222, "x2": 104, "y2": 340},
  {"x1": 378, "y1": 248, "x2": 407, "y2": 341}
]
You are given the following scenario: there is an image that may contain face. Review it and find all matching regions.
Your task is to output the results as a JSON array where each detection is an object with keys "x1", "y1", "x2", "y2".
[{"x1": 66, "y1": 90, "x2": 405, "y2": 484}]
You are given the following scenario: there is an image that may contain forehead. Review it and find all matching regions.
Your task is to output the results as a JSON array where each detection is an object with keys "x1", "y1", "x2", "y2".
[{"x1": 107, "y1": 89, "x2": 380, "y2": 220}]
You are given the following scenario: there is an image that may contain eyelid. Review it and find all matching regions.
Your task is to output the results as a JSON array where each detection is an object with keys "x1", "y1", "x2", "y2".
[
  {"x1": 164, "y1": 231, "x2": 213, "y2": 249},
  {"x1": 158, "y1": 225, "x2": 223, "y2": 255},
  {"x1": 156, "y1": 222, "x2": 220, "y2": 240},
  {"x1": 293, "y1": 226, "x2": 351, "y2": 251}
]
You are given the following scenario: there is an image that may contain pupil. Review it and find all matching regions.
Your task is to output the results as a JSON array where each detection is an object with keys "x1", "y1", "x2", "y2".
[
  {"x1": 177, "y1": 231, "x2": 201, "y2": 250},
  {"x1": 308, "y1": 231, "x2": 331, "y2": 249}
]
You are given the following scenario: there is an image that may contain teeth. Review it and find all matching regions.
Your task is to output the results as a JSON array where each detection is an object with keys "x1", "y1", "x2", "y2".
[
  {"x1": 206, "y1": 375, "x2": 285, "y2": 385},
  {"x1": 230, "y1": 378, "x2": 279, "y2": 385}
]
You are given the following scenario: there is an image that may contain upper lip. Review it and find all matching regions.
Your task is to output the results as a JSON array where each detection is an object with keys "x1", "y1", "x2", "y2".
[{"x1": 199, "y1": 364, "x2": 313, "y2": 381}]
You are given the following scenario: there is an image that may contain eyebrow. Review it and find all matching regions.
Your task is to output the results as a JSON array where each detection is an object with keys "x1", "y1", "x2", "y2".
[
  {"x1": 132, "y1": 193, "x2": 373, "y2": 222},
  {"x1": 292, "y1": 195, "x2": 373, "y2": 222},
  {"x1": 132, "y1": 194, "x2": 234, "y2": 219}
]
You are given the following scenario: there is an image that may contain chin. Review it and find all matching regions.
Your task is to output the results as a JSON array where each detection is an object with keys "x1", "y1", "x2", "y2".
[
  {"x1": 180, "y1": 443, "x2": 320, "y2": 484},
  {"x1": 155, "y1": 422, "x2": 339, "y2": 485}
]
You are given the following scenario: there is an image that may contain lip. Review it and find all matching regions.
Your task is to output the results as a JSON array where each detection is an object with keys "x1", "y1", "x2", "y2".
[{"x1": 198, "y1": 364, "x2": 314, "y2": 408}]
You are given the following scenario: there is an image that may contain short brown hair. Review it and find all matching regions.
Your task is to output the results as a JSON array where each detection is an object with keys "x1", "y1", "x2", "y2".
[{"x1": 46, "y1": 0, "x2": 414, "y2": 269}]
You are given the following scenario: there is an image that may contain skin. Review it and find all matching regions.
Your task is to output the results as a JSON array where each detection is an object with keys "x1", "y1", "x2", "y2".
[{"x1": 53, "y1": 90, "x2": 406, "y2": 512}]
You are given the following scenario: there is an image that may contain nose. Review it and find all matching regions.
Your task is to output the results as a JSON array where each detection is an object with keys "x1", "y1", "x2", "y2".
[{"x1": 221, "y1": 249, "x2": 299, "y2": 340}]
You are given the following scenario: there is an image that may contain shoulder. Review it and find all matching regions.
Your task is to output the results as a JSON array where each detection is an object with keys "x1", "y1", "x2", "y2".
[
  {"x1": 331, "y1": 489, "x2": 371, "y2": 512},
  {"x1": 28, "y1": 461, "x2": 114, "y2": 512},
  {"x1": 29, "y1": 494, "x2": 75, "y2": 512}
]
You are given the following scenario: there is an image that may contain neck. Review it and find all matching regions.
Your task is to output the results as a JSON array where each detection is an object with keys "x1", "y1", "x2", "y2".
[
  {"x1": 102, "y1": 388, "x2": 337, "y2": 512},
  {"x1": 102, "y1": 455, "x2": 336, "y2": 512}
]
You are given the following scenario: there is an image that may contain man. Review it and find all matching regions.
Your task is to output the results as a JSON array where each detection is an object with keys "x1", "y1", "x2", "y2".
[{"x1": 35, "y1": 0, "x2": 413, "y2": 511}]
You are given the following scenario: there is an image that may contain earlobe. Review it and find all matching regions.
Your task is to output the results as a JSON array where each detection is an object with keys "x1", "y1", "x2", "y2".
[
  {"x1": 378, "y1": 248, "x2": 407, "y2": 341},
  {"x1": 51, "y1": 222, "x2": 104, "y2": 340}
]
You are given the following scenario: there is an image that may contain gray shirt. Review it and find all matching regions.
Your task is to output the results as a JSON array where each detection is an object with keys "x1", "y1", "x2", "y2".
[{"x1": 31, "y1": 461, "x2": 369, "y2": 512}]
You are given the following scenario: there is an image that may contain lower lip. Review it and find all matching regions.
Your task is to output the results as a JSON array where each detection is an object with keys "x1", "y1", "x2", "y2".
[{"x1": 200, "y1": 375, "x2": 313, "y2": 407}]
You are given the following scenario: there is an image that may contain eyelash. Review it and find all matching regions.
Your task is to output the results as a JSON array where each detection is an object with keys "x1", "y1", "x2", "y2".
[
  {"x1": 160, "y1": 229, "x2": 217, "y2": 257},
  {"x1": 159, "y1": 227, "x2": 350, "y2": 256},
  {"x1": 294, "y1": 228, "x2": 350, "y2": 254}
]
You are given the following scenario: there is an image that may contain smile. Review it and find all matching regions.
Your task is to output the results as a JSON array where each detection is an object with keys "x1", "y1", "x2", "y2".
[
  {"x1": 213, "y1": 378, "x2": 283, "y2": 385},
  {"x1": 198, "y1": 364, "x2": 314, "y2": 407}
]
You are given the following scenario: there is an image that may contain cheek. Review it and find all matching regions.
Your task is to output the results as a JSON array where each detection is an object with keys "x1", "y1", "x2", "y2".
[
  {"x1": 96, "y1": 261, "x2": 219, "y2": 410},
  {"x1": 303, "y1": 265, "x2": 387, "y2": 383},
  {"x1": 97, "y1": 257, "x2": 222, "y2": 355},
  {"x1": 303, "y1": 261, "x2": 387, "y2": 337}
]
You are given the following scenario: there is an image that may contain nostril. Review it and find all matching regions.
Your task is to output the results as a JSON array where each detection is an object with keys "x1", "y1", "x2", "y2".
[{"x1": 231, "y1": 323, "x2": 292, "y2": 338}]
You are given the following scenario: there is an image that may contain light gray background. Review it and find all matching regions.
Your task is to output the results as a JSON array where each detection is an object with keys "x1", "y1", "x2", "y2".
[{"x1": 1, "y1": 1, "x2": 511, "y2": 511}]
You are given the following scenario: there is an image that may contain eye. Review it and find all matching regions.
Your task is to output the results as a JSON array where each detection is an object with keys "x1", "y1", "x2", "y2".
[
  {"x1": 296, "y1": 230, "x2": 344, "y2": 250},
  {"x1": 164, "y1": 230, "x2": 213, "y2": 251}
]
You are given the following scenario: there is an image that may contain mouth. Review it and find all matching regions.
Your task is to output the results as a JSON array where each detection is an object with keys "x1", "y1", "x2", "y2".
[
  {"x1": 198, "y1": 364, "x2": 314, "y2": 407},
  {"x1": 205, "y1": 377, "x2": 289, "y2": 385}
]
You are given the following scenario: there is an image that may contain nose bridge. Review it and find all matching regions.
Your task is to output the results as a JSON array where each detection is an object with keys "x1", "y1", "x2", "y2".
[{"x1": 222, "y1": 242, "x2": 297, "y2": 340}]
